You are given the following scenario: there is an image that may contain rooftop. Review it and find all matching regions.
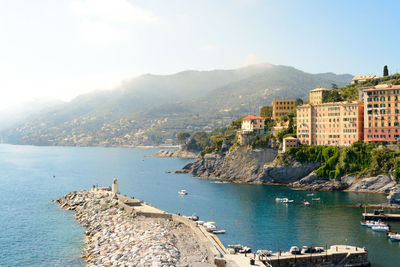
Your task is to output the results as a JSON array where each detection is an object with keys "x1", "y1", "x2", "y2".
[
  {"x1": 310, "y1": 87, "x2": 329, "y2": 92},
  {"x1": 352, "y1": 74, "x2": 377, "y2": 81},
  {"x1": 242, "y1": 115, "x2": 265, "y2": 121}
]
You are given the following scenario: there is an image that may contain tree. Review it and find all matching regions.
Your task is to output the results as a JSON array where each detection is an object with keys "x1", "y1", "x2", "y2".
[
  {"x1": 384, "y1": 65, "x2": 389, "y2": 77},
  {"x1": 260, "y1": 106, "x2": 273, "y2": 118},
  {"x1": 295, "y1": 98, "x2": 304, "y2": 106},
  {"x1": 177, "y1": 132, "x2": 190, "y2": 145},
  {"x1": 331, "y1": 83, "x2": 338, "y2": 90}
]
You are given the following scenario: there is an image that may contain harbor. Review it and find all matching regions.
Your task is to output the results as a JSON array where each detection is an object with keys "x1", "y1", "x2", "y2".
[{"x1": 56, "y1": 179, "x2": 370, "y2": 267}]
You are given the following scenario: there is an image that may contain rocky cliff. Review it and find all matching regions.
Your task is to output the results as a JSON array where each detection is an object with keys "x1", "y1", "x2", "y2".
[
  {"x1": 179, "y1": 147, "x2": 321, "y2": 184},
  {"x1": 178, "y1": 147, "x2": 400, "y2": 196}
]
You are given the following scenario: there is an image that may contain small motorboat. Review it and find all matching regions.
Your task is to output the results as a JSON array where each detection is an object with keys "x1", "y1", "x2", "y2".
[
  {"x1": 372, "y1": 224, "x2": 390, "y2": 232},
  {"x1": 213, "y1": 230, "x2": 226, "y2": 234},
  {"x1": 196, "y1": 220, "x2": 205, "y2": 225},
  {"x1": 178, "y1": 190, "x2": 188, "y2": 195},
  {"x1": 363, "y1": 220, "x2": 386, "y2": 227},
  {"x1": 307, "y1": 193, "x2": 314, "y2": 196},
  {"x1": 275, "y1": 197, "x2": 288, "y2": 202},
  {"x1": 204, "y1": 222, "x2": 217, "y2": 232},
  {"x1": 388, "y1": 232, "x2": 400, "y2": 241},
  {"x1": 304, "y1": 201, "x2": 310, "y2": 206},
  {"x1": 290, "y1": 246, "x2": 301, "y2": 255},
  {"x1": 312, "y1": 198, "x2": 320, "y2": 201},
  {"x1": 183, "y1": 215, "x2": 199, "y2": 221},
  {"x1": 283, "y1": 199, "x2": 294, "y2": 203}
]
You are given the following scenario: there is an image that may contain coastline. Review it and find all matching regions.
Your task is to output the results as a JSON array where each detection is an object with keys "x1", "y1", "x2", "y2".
[{"x1": 55, "y1": 188, "x2": 221, "y2": 266}]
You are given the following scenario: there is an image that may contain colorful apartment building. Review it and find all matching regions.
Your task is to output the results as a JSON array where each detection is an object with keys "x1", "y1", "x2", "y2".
[
  {"x1": 362, "y1": 84, "x2": 400, "y2": 143},
  {"x1": 297, "y1": 89, "x2": 364, "y2": 146},
  {"x1": 272, "y1": 99, "x2": 296, "y2": 120}
]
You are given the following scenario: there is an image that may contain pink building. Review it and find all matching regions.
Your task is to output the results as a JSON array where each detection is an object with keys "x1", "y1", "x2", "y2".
[
  {"x1": 297, "y1": 95, "x2": 364, "y2": 146},
  {"x1": 363, "y1": 84, "x2": 400, "y2": 143}
]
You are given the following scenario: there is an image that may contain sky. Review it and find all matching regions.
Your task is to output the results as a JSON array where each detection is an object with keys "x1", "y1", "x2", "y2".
[{"x1": 0, "y1": 0, "x2": 399, "y2": 107}]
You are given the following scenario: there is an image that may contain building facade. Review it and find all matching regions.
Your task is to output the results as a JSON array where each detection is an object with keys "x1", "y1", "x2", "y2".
[
  {"x1": 241, "y1": 115, "x2": 265, "y2": 132},
  {"x1": 272, "y1": 99, "x2": 296, "y2": 120},
  {"x1": 309, "y1": 87, "x2": 330, "y2": 105},
  {"x1": 282, "y1": 136, "x2": 298, "y2": 152},
  {"x1": 297, "y1": 97, "x2": 364, "y2": 146},
  {"x1": 363, "y1": 84, "x2": 400, "y2": 143},
  {"x1": 351, "y1": 75, "x2": 378, "y2": 85}
]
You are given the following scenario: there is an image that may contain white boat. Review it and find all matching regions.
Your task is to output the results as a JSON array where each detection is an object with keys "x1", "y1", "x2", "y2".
[
  {"x1": 203, "y1": 222, "x2": 217, "y2": 232},
  {"x1": 276, "y1": 197, "x2": 288, "y2": 202},
  {"x1": 196, "y1": 220, "x2": 205, "y2": 225},
  {"x1": 388, "y1": 233, "x2": 400, "y2": 240},
  {"x1": 312, "y1": 198, "x2": 320, "y2": 201},
  {"x1": 362, "y1": 220, "x2": 386, "y2": 227},
  {"x1": 178, "y1": 190, "x2": 188, "y2": 195},
  {"x1": 372, "y1": 224, "x2": 390, "y2": 232},
  {"x1": 304, "y1": 201, "x2": 310, "y2": 206},
  {"x1": 213, "y1": 230, "x2": 226, "y2": 234},
  {"x1": 283, "y1": 199, "x2": 294, "y2": 203},
  {"x1": 307, "y1": 193, "x2": 314, "y2": 196},
  {"x1": 183, "y1": 215, "x2": 199, "y2": 221}
]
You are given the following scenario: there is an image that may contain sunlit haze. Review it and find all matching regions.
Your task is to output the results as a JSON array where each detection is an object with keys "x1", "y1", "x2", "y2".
[{"x1": 0, "y1": 0, "x2": 399, "y2": 107}]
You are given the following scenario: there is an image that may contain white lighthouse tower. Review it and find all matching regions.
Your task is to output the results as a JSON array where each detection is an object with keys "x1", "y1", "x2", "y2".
[{"x1": 112, "y1": 178, "x2": 119, "y2": 195}]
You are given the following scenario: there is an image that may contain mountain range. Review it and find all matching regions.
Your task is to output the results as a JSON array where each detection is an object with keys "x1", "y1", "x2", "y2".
[{"x1": 1, "y1": 63, "x2": 353, "y2": 146}]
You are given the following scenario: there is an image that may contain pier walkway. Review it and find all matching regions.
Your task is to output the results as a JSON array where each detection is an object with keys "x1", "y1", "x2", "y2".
[{"x1": 116, "y1": 193, "x2": 368, "y2": 267}]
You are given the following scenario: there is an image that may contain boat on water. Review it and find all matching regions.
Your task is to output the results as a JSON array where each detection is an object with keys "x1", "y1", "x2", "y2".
[
  {"x1": 387, "y1": 232, "x2": 400, "y2": 240},
  {"x1": 213, "y1": 230, "x2": 226, "y2": 234},
  {"x1": 307, "y1": 193, "x2": 314, "y2": 196},
  {"x1": 304, "y1": 201, "x2": 310, "y2": 206},
  {"x1": 203, "y1": 222, "x2": 217, "y2": 232},
  {"x1": 275, "y1": 197, "x2": 288, "y2": 202},
  {"x1": 312, "y1": 198, "x2": 320, "y2": 201},
  {"x1": 178, "y1": 190, "x2": 188, "y2": 195},
  {"x1": 183, "y1": 215, "x2": 199, "y2": 221},
  {"x1": 360, "y1": 220, "x2": 386, "y2": 227},
  {"x1": 372, "y1": 224, "x2": 390, "y2": 232},
  {"x1": 283, "y1": 199, "x2": 294, "y2": 203}
]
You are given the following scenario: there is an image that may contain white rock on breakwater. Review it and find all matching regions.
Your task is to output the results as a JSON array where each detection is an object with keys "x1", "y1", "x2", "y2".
[{"x1": 56, "y1": 190, "x2": 208, "y2": 267}]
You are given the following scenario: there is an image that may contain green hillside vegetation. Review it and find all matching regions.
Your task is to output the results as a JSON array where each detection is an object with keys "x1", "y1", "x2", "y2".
[
  {"x1": 280, "y1": 142, "x2": 400, "y2": 180},
  {"x1": 323, "y1": 73, "x2": 400, "y2": 102}
]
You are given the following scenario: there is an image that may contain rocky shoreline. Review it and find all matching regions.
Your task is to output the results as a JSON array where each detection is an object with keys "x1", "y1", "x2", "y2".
[
  {"x1": 56, "y1": 189, "x2": 211, "y2": 266},
  {"x1": 147, "y1": 150, "x2": 198, "y2": 159},
  {"x1": 176, "y1": 147, "x2": 400, "y2": 198}
]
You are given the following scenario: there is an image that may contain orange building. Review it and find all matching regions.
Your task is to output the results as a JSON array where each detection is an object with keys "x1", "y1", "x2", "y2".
[
  {"x1": 363, "y1": 84, "x2": 400, "y2": 143},
  {"x1": 297, "y1": 89, "x2": 364, "y2": 146},
  {"x1": 272, "y1": 99, "x2": 296, "y2": 120}
]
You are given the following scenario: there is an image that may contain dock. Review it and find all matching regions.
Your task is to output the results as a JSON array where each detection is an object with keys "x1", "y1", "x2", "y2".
[
  {"x1": 362, "y1": 212, "x2": 400, "y2": 221},
  {"x1": 224, "y1": 245, "x2": 368, "y2": 267}
]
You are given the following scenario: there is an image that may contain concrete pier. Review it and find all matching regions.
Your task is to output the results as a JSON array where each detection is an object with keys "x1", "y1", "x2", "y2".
[{"x1": 363, "y1": 212, "x2": 400, "y2": 221}]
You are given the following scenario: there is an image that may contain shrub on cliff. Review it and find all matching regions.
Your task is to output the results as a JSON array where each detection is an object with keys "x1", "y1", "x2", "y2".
[{"x1": 284, "y1": 142, "x2": 400, "y2": 179}]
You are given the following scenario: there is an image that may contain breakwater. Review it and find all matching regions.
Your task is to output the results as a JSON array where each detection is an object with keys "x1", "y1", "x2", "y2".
[{"x1": 56, "y1": 188, "x2": 214, "y2": 266}]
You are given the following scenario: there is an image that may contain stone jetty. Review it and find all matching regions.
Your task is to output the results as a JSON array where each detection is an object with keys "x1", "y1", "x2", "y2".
[{"x1": 56, "y1": 189, "x2": 213, "y2": 267}]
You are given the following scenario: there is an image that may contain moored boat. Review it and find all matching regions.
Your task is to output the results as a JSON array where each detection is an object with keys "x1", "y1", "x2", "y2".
[
  {"x1": 372, "y1": 224, "x2": 390, "y2": 232},
  {"x1": 304, "y1": 201, "x2": 310, "y2": 206},
  {"x1": 178, "y1": 189, "x2": 188, "y2": 195}
]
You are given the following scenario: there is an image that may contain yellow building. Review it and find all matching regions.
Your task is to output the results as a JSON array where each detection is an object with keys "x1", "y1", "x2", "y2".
[
  {"x1": 272, "y1": 99, "x2": 296, "y2": 120},
  {"x1": 309, "y1": 87, "x2": 330, "y2": 105},
  {"x1": 351, "y1": 75, "x2": 378, "y2": 85}
]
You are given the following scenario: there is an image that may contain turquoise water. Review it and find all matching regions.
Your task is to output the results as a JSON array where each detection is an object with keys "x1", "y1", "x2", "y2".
[{"x1": 0, "y1": 145, "x2": 399, "y2": 266}]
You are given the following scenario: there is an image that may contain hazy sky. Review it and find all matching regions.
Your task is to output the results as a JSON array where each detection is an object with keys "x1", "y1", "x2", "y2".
[{"x1": 0, "y1": 0, "x2": 399, "y2": 107}]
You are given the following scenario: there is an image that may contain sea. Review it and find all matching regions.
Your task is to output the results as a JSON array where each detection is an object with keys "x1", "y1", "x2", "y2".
[{"x1": 0, "y1": 144, "x2": 399, "y2": 266}]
